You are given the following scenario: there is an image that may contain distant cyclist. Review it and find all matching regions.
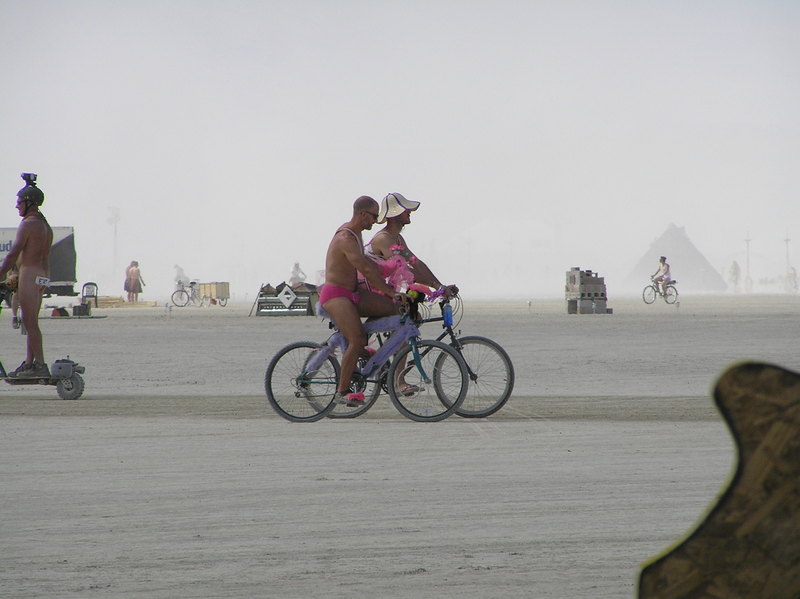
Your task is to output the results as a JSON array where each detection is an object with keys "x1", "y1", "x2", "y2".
[{"x1": 651, "y1": 256, "x2": 672, "y2": 296}]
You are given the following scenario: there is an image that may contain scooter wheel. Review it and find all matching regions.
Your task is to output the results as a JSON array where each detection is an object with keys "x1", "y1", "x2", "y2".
[{"x1": 57, "y1": 373, "x2": 85, "y2": 400}]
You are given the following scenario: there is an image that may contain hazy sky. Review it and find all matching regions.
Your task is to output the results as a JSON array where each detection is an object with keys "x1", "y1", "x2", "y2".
[{"x1": 2, "y1": 0, "x2": 798, "y2": 300}]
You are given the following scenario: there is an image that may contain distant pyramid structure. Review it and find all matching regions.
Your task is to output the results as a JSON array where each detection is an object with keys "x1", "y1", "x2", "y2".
[{"x1": 627, "y1": 224, "x2": 727, "y2": 292}]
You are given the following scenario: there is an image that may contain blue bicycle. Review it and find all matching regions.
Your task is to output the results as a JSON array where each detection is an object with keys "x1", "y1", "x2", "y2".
[{"x1": 265, "y1": 301, "x2": 469, "y2": 422}]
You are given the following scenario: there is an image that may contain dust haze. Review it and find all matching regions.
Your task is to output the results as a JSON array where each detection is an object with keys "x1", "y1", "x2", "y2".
[{"x1": 1, "y1": 1, "x2": 797, "y2": 301}]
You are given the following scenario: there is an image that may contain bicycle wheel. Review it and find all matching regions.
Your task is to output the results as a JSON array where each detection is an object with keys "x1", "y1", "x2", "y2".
[
  {"x1": 218, "y1": 298, "x2": 228, "y2": 307},
  {"x1": 265, "y1": 341, "x2": 339, "y2": 422},
  {"x1": 449, "y1": 336, "x2": 514, "y2": 418},
  {"x1": 387, "y1": 339, "x2": 467, "y2": 422},
  {"x1": 664, "y1": 285, "x2": 679, "y2": 304},
  {"x1": 171, "y1": 289, "x2": 190, "y2": 307},
  {"x1": 642, "y1": 285, "x2": 657, "y2": 304}
]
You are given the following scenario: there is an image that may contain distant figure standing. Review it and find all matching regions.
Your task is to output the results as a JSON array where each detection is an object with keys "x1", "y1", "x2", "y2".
[
  {"x1": 729, "y1": 260, "x2": 741, "y2": 292},
  {"x1": 289, "y1": 262, "x2": 307, "y2": 287},
  {"x1": 174, "y1": 264, "x2": 189, "y2": 290},
  {"x1": 124, "y1": 260, "x2": 145, "y2": 302},
  {"x1": 0, "y1": 174, "x2": 54, "y2": 378},
  {"x1": 651, "y1": 256, "x2": 672, "y2": 296}
]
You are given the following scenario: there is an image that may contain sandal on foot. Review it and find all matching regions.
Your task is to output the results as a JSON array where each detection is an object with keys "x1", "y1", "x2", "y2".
[{"x1": 398, "y1": 383, "x2": 421, "y2": 397}]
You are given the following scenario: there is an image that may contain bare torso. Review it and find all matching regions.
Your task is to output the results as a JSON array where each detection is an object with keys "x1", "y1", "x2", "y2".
[{"x1": 369, "y1": 229, "x2": 403, "y2": 259}]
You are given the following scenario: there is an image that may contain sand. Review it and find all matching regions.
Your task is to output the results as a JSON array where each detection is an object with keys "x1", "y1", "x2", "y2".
[{"x1": 1, "y1": 294, "x2": 798, "y2": 598}]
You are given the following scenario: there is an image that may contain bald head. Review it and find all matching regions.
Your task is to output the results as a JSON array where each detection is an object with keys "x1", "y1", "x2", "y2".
[{"x1": 353, "y1": 195, "x2": 378, "y2": 216}]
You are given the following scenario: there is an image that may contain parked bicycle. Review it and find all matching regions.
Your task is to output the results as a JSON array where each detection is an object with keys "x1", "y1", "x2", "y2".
[
  {"x1": 265, "y1": 295, "x2": 469, "y2": 423},
  {"x1": 643, "y1": 278, "x2": 679, "y2": 304},
  {"x1": 329, "y1": 294, "x2": 514, "y2": 419},
  {"x1": 172, "y1": 280, "x2": 204, "y2": 307}
]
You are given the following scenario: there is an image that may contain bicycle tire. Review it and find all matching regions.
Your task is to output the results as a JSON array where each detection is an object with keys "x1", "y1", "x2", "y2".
[
  {"x1": 171, "y1": 289, "x2": 190, "y2": 307},
  {"x1": 265, "y1": 341, "x2": 339, "y2": 422},
  {"x1": 218, "y1": 298, "x2": 228, "y2": 307},
  {"x1": 387, "y1": 339, "x2": 467, "y2": 422},
  {"x1": 642, "y1": 285, "x2": 657, "y2": 304},
  {"x1": 665, "y1": 285, "x2": 679, "y2": 304},
  {"x1": 449, "y1": 336, "x2": 514, "y2": 418}
]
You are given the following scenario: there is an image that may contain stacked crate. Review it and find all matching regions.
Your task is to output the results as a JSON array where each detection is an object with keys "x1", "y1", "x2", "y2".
[
  {"x1": 199, "y1": 282, "x2": 230, "y2": 301},
  {"x1": 565, "y1": 267, "x2": 612, "y2": 314}
]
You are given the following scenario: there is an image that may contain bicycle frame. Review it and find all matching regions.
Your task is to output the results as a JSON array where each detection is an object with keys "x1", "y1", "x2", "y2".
[
  {"x1": 365, "y1": 299, "x2": 480, "y2": 385},
  {"x1": 304, "y1": 314, "x2": 432, "y2": 384}
]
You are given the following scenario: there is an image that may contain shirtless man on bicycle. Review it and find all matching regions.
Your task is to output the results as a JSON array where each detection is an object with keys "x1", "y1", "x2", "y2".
[
  {"x1": 321, "y1": 196, "x2": 405, "y2": 406},
  {"x1": 366, "y1": 193, "x2": 459, "y2": 395},
  {"x1": 0, "y1": 175, "x2": 54, "y2": 378},
  {"x1": 368, "y1": 193, "x2": 458, "y2": 297}
]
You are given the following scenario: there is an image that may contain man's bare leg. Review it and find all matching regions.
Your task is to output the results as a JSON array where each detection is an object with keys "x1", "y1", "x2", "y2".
[
  {"x1": 18, "y1": 273, "x2": 45, "y2": 364},
  {"x1": 10, "y1": 269, "x2": 48, "y2": 377},
  {"x1": 357, "y1": 290, "x2": 398, "y2": 318},
  {"x1": 323, "y1": 297, "x2": 368, "y2": 397}
]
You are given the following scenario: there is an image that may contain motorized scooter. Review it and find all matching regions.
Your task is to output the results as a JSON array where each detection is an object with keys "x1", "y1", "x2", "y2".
[{"x1": 1, "y1": 283, "x2": 86, "y2": 399}]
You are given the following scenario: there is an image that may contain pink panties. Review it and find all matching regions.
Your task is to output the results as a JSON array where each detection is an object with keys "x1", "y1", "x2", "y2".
[{"x1": 320, "y1": 284, "x2": 361, "y2": 306}]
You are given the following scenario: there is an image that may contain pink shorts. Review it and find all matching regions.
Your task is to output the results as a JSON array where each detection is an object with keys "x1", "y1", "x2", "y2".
[{"x1": 320, "y1": 284, "x2": 361, "y2": 306}]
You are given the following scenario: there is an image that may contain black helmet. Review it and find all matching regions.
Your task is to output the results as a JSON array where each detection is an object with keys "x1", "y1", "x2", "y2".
[
  {"x1": 17, "y1": 172, "x2": 44, "y2": 207},
  {"x1": 17, "y1": 185, "x2": 44, "y2": 206}
]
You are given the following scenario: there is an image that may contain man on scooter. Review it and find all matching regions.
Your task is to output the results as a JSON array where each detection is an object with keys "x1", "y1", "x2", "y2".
[{"x1": 0, "y1": 173, "x2": 53, "y2": 378}]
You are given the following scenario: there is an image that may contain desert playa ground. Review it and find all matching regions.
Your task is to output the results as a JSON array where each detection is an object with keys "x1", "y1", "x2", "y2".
[{"x1": 1, "y1": 294, "x2": 798, "y2": 598}]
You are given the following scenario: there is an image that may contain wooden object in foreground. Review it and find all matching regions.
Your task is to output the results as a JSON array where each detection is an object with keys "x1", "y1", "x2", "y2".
[{"x1": 639, "y1": 362, "x2": 800, "y2": 598}]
